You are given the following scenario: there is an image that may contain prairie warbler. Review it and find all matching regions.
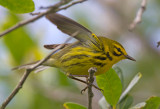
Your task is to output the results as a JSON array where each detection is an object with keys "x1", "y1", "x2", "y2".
[{"x1": 14, "y1": 13, "x2": 135, "y2": 77}]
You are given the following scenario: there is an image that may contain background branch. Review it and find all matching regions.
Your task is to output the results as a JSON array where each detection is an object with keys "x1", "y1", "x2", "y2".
[
  {"x1": 157, "y1": 41, "x2": 160, "y2": 48},
  {"x1": 0, "y1": 0, "x2": 86, "y2": 38},
  {"x1": 129, "y1": 0, "x2": 147, "y2": 31},
  {"x1": 0, "y1": 69, "x2": 31, "y2": 109},
  {"x1": 0, "y1": 31, "x2": 78, "y2": 109}
]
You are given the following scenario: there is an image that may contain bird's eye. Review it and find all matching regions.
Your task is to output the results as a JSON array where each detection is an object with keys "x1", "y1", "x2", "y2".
[{"x1": 117, "y1": 48, "x2": 121, "y2": 52}]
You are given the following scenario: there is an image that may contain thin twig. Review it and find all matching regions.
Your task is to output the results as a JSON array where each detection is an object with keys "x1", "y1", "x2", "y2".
[
  {"x1": 88, "y1": 67, "x2": 97, "y2": 109},
  {"x1": 0, "y1": 1, "x2": 61, "y2": 37},
  {"x1": 30, "y1": 12, "x2": 41, "y2": 16},
  {"x1": 0, "y1": 69, "x2": 31, "y2": 109},
  {"x1": 0, "y1": 0, "x2": 86, "y2": 38},
  {"x1": 129, "y1": 0, "x2": 147, "y2": 31},
  {"x1": 58, "y1": 0, "x2": 87, "y2": 11},
  {"x1": 0, "y1": 32, "x2": 78, "y2": 109}
]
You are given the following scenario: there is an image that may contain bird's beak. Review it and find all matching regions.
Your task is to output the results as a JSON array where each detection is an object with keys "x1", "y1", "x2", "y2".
[{"x1": 124, "y1": 55, "x2": 136, "y2": 61}]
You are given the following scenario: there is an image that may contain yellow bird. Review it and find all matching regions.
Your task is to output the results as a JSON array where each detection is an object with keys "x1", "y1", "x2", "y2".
[{"x1": 14, "y1": 13, "x2": 135, "y2": 79}]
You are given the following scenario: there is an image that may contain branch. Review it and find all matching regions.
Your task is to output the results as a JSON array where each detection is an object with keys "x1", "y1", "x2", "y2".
[
  {"x1": 0, "y1": 32, "x2": 78, "y2": 109},
  {"x1": 87, "y1": 67, "x2": 97, "y2": 109},
  {"x1": 129, "y1": 0, "x2": 147, "y2": 31},
  {"x1": 58, "y1": 0, "x2": 87, "y2": 11},
  {"x1": 157, "y1": 41, "x2": 160, "y2": 48},
  {"x1": 0, "y1": 0, "x2": 87, "y2": 38},
  {"x1": 0, "y1": 69, "x2": 31, "y2": 109}
]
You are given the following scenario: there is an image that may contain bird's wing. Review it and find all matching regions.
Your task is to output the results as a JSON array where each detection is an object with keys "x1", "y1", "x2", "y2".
[{"x1": 45, "y1": 13, "x2": 103, "y2": 51}]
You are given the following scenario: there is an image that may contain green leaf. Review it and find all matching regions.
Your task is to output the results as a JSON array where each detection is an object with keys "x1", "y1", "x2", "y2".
[
  {"x1": 143, "y1": 96, "x2": 160, "y2": 109},
  {"x1": 96, "y1": 68, "x2": 122, "y2": 106},
  {"x1": 119, "y1": 72, "x2": 142, "y2": 102},
  {"x1": 0, "y1": 0, "x2": 35, "y2": 13},
  {"x1": 119, "y1": 95, "x2": 133, "y2": 109},
  {"x1": 2, "y1": 13, "x2": 36, "y2": 64},
  {"x1": 64, "y1": 102, "x2": 87, "y2": 109},
  {"x1": 129, "y1": 102, "x2": 146, "y2": 109},
  {"x1": 113, "y1": 66, "x2": 124, "y2": 88}
]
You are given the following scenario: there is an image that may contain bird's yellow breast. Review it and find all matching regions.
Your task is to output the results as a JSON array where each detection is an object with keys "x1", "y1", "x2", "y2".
[{"x1": 50, "y1": 44, "x2": 122, "y2": 76}]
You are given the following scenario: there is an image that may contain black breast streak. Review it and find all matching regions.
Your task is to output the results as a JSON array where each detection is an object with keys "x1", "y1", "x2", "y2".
[
  {"x1": 94, "y1": 56, "x2": 107, "y2": 60},
  {"x1": 62, "y1": 54, "x2": 89, "y2": 63},
  {"x1": 89, "y1": 58, "x2": 106, "y2": 67},
  {"x1": 93, "y1": 62, "x2": 106, "y2": 67},
  {"x1": 106, "y1": 52, "x2": 112, "y2": 61},
  {"x1": 64, "y1": 62, "x2": 85, "y2": 68}
]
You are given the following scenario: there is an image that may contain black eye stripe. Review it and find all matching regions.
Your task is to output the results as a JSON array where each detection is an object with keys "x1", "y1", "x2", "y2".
[
  {"x1": 113, "y1": 45, "x2": 122, "y2": 56},
  {"x1": 113, "y1": 51, "x2": 122, "y2": 56},
  {"x1": 114, "y1": 46, "x2": 121, "y2": 52},
  {"x1": 114, "y1": 46, "x2": 123, "y2": 54}
]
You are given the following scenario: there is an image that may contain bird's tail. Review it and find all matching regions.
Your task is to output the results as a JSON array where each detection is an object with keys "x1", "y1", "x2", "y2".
[{"x1": 12, "y1": 61, "x2": 50, "y2": 73}]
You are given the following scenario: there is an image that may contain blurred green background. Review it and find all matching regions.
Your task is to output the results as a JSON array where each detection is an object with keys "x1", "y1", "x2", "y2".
[{"x1": 0, "y1": 0, "x2": 160, "y2": 109}]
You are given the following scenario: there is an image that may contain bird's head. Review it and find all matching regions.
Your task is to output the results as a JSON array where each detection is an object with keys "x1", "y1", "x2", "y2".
[{"x1": 100, "y1": 37, "x2": 136, "y2": 62}]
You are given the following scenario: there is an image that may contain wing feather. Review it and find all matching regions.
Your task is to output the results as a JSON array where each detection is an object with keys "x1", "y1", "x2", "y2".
[{"x1": 45, "y1": 13, "x2": 103, "y2": 50}]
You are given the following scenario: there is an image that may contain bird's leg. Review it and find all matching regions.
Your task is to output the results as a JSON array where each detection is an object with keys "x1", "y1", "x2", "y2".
[
  {"x1": 67, "y1": 74, "x2": 102, "y2": 93},
  {"x1": 81, "y1": 77, "x2": 89, "y2": 94},
  {"x1": 81, "y1": 86, "x2": 88, "y2": 94}
]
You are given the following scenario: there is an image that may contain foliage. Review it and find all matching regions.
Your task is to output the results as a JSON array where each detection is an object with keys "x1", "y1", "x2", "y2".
[
  {"x1": 96, "y1": 68, "x2": 122, "y2": 106},
  {"x1": 0, "y1": 0, "x2": 160, "y2": 109},
  {"x1": 64, "y1": 69, "x2": 160, "y2": 109},
  {"x1": 143, "y1": 96, "x2": 160, "y2": 109},
  {"x1": 64, "y1": 102, "x2": 86, "y2": 109},
  {"x1": 0, "y1": 0, "x2": 34, "y2": 13},
  {"x1": 2, "y1": 13, "x2": 37, "y2": 64}
]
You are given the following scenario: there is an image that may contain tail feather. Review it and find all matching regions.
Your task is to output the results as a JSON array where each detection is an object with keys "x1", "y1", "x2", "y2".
[
  {"x1": 34, "y1": 66, "x2": 50, "y2": 73},
  {"x1": 12, "y1": 60, "x2": 50, "y2": 73},
  {"x1": 12, "y1": 61, "x2": 39, "y2": 70}
]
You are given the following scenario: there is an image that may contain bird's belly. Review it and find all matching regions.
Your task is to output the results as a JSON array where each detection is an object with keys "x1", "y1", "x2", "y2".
[
  {"x1": 60, "y1": 63, "x2": 113, "y2": 76},
  {"x1": 53, "y1": 47, "x2": 115, "y2": 76}
]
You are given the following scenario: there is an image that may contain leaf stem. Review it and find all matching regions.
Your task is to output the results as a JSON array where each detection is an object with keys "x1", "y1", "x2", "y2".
[{"x1": 113, "y1": 106, "x2": 116, "y2": 109}]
